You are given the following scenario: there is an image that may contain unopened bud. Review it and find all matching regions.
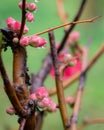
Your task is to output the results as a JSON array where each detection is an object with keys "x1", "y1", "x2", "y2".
[
  {"x1": 64, "y1": 54, "x2": 72, "y2": 64},
  {"x1": 69, "y1": 61, "x2": 76, "y2": 66},
  {"x1": 13, "y1": 37, "x2": 19, "y2": 43},
  {"x1": 6, "y1": 107, "x2": 15, "y2": 115}
]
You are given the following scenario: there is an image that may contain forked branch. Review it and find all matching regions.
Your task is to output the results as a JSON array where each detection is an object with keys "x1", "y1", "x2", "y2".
[{"x1": 0, "y1": 47, "x2": 26, "y2": 116}]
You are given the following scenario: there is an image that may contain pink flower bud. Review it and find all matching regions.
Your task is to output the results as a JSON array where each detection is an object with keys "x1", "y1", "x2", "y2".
[
  {"x1": 48, "y1": 101, "x2": 57, "y2": 112},
  {"x1": 18, "y1": 1, "x2": 29, "y2": 9},
  {"x1": 23, "y1": 25, "x2": 29, "y2": 34},
  {"x1": 6, "y1": 17, "x2": 15, "y2": 29},
  {"x1": 28, "y1": 3, "x2": 37, "y2": 12},
  {"x1": 63, "y1": 58, "x2": 82, "y2": 78},
  {"x1": 66, "y1": 96, "x2": 75, "y2": 104},
  {"x1": 63, "y1": 53, "x2": 72, "y2": 64},
  {"x1": 26, "y1": 12, "x2": 34, "y2": 22},
  {"x1": 12, "y1": 21, "x2": 21, "y2": 33},
  {"x1": 67, "y1": 31, "x2": 80, "y2": 45},
  {"x1": 38, "y1": 97, "x2": 51, "y2": 108},
  {"x1": 18, "y1": 1, "x2": 22, "y2": 8},
  {"x1": 67, "y1": 38, "x2": 73, "y2": 45},
  {"x1": 20, "y1": 36, "x2": 29, "y2": 46},
  {"x1": 29, "y1": 35, "x2": 47, "y2": 47},
  {"x1": 70, "y1": 31, "x2": 80, "y2": 41},
  {"x1": 50, "y1": 53, "x2": 82, "y2": 80},
  {"x1": 6, "y1": 106, "x2": 15, "y2": 115},
  {"x1": 35, "y1": 87, "x2": 48, "y2": 100},
  {"x1": 6, "y1": 17, "x2": 29, "y2": 34},
  {"x1": 29, "y1": 93, "x2": 37, "y2": 101},
  {"x1": 69, "y1": 58, "x2": 77, "y2": 66}
]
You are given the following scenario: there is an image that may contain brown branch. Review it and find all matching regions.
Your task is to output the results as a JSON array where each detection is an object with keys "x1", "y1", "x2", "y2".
[
  {"x1": 30, "y1": 53, "x2": 52, "y2": 93},
  {"x1": 19, "y1": 0, "x2": 26, "y2": 39},
  {"x1": 12, "y1": 45, "x2": 36, "y2": 130},
  {"x1": 34, "y1": 16, "x2": 100, "y2": 36},
  {"x1": 58, "y1": 0, "x2": 87, "y2": 53},
  {"x1": 70, "y1": 47, "x2": 88, "y2": 130},
  {"x1": 79, "y1": 118, "x2": 104, "y2": 130},
  {"x1": 49, "y1": 31, "x2": 70, "y2": 130},
  {"x1": 48, "y1": 72, "x2": 80, "y2": 96},
  {"x1": 30, "y1": 55, "x2": 52, "y2": 130},
  {"x1": 35, "y1": 112, "x2": 44, "y2": 130},
  {"x1": 56, "y1": 0, "x2": 68, "y2": 29},
  {"x1": 30, "y1": 0, "x2": 88, "y2": 94},
  {"x1": 30, "y1": 49, "x2": 52, "y2": 130},
  {"x1": 12, "y1": 45, "x2": 29, "y2": 102},
  {"x1": 23, "y1": 113, "x2": 36, "y2": 130},
  {"x1": 30, "y1": 56, "x2": 51, "y2": 130},
  {"x1": 56, "y1": 0, "x2": 85, "y2": 53},
  {"x1": 0, "y1": 48, "x2": 26, "y2": 116},
  {"x1": 49, "y1": 43, "x2": 104, "y2": 96},
  {"x1": 85, "y1": 43, "x2": 104, "y2": 72},
  {"x1": 19, "y1": 119, "x2": 26, "y2": 130}
]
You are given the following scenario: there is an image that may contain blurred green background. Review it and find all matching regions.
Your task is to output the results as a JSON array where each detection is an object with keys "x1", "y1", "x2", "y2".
[{"x1": 0, "y1": 0, "x2": 104, "y2": 130}]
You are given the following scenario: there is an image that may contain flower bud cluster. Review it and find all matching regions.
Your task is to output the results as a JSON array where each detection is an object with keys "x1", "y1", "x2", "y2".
[
  {"x1": 6, "y1": 1, "x2": 47, "y2": 48},
  {"x1": 65, "y1": 96, "x2": 75, "y2": 104},
  {"x1": 19, "y1": 1, "x2": 37, "y2": 22},
  {"x1": 20, "y1": 35, "x2": 47, "y2": 47},
  {"x1": 50, "y1": 51, "x2": 82, "y2": 80},
  {"x1": 29, "y1": 87, "x2": 57, "y2": 112},
  {"x1": 6, "y1": 17, "x2": 29, "y2": 34}
]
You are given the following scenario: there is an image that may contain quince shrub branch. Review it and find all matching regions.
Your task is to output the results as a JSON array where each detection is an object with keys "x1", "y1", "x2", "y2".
[{"x1": 0, "y1": 0, "x2": 103, "y2": 130}]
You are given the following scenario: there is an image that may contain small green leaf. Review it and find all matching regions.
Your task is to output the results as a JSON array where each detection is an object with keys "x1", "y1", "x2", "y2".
[
  {"x1": 69, "y1": 61, "x2": 75, "y2": 67},
  {"x1": 36, "y1": 106, "x2": 43, "y2": 112}
]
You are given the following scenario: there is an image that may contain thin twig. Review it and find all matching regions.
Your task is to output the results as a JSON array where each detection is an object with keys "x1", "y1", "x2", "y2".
[
  {"x1": 30, "y1": 0, "x2": 88, "y2": 93},
  {"x1": 85, "y1": 43, "x2": 104, "y2": 72},
  {"x1": 0, "y1": 48, "x2": 26, "y2": 116},
  {"x1": 70, "y1": 47, "x2": 88, "y2": 130},
  {"x1": 48, "y1": 72, "x2": 80, "y2": 96},
  {"x1": 49, "y1": 31, "x2": 70, "y2": 130},
  {"x1": 48, "y1": 43, "x2": 104, "y2": 96},
  {"x1": 19, "y1": 0, "x2": 26, "y2": 39},
  {"x1": 79, "y1": 118, "x2": 104, "y2": 130},
  {"x1": 56, "y1": 0, "x2": 84, "y2": 53},
  {"x1": 56, "y1": 0, "x2": 68, "y2": 29},
  {"x1": 58, "y1": 0, "x2": 87, "y2": 53},
  {"x1": 34, "y1": 16, "x2": 100, "y2": 36}
]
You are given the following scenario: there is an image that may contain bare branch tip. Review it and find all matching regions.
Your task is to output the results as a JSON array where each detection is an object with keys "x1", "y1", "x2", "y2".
[{"x1": 90, "y1": 16, "x2": 101, "y2": 22}]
